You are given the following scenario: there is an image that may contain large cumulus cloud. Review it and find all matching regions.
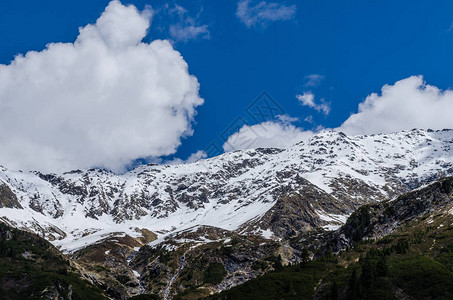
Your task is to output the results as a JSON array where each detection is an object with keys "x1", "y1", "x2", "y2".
[{"x1": 0, "y1": 0, "x2": 203, "y2": 173}]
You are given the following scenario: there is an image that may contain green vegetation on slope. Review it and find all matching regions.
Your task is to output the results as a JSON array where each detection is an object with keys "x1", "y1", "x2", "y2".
[
  {"x1": 204, "y1": 209, "x2": 453, "y2": 300},
  {"x1": 0, "y1": 222, "x2": 106, "y2": 300}
]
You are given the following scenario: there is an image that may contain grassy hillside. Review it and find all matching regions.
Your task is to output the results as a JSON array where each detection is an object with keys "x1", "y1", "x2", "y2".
[{"x1": 0, "y1": 222, "x2": 106, "y2": 300}]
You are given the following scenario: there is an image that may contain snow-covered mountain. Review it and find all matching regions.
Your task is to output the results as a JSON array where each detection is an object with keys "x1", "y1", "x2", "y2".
[{"x1": 0, "y1": 128, "x2": 452, "y2": 253}]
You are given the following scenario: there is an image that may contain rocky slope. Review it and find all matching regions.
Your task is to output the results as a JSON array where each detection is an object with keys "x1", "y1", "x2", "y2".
[{"x1": 327, "y1": 176, "x2": 453, "y2": 253}]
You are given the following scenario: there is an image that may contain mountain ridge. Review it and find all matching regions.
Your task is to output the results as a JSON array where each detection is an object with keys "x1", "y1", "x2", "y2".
[{"x1": 0, "y1": 128, "x2": 452, "y2": 253}]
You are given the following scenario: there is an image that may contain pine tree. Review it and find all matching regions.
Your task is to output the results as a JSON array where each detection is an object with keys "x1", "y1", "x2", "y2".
[
  {"x1": 361, "y1": 260, "x2": 375, "y2": 293},
  {"x1": 330, "y1": 280, "x2": 339, "y2": 300},
  {"x1": 348, "y1": 268, "x2": 360, "y2": 300},
  {"x1": 0, "y1": 238, "x2": 7, "y2": 256},
  {"x1": 376, "y1": 256, "x2": 388, "y2": 277},
  {"x1": 274, "y1": 255, "x2": 283, "y2": 271},
  {"x1": 300, "y1": 248, "x2": 309, "y2": 268}
]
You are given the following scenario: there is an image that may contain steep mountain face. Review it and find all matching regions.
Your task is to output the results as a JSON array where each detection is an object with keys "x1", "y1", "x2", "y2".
[
  {"x1": 0, "y1": 129, "x2": 452, "y2": 253},
  {"x1": 0, "y1": 183, "x2": 21, "y2": 209},
  {"x1": 245, "y1": 182, "x2": 347, "y2": 237},
  {"x1": 327, "y1": 176, "x2": 453, "y2": 252}
]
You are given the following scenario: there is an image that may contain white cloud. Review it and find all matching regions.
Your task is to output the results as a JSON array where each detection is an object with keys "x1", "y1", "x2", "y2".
[
  {"x1": 223, "y1": 116, "x2": 313, "y2": 151},
  {"x1": 297, "y1": 91, "x2": 315, "y2": 107},
  {"x1": 186, "y1": 150, "x2": 208, "y2": 163},
  {"x1": 223, "y1": 76, "x2": 453, "y2": 152},
  {"x1": 304, "y1": 74, "x2": 324, "y2": 87},
  {"x1": 169, "y1": 24, "x2": 210, "y2": 42},
  {"x1": 236, "y1": 0, "x2": 296, "y2": 28},
  {"x1": 304, "y1": 115, "x2": 314, "y2": 124},
  {"x1": 276, "y1": 114, "x2": 298, "y2": 123},
  {"x1": 168, "y1": 4, "x2": 210, "y2": 42},
  {"x1": 338, "y1": 76, "x2": 453, "y2": 135},
  {"x1": 166, "y1": 150, "x2": 207, "y2": 165},
  {"x1": 296, "y1": 92, "x2": 330, "y2": 115},
  {"x1": 0, "y1": 0, "x2": 203, "y2": 173}
]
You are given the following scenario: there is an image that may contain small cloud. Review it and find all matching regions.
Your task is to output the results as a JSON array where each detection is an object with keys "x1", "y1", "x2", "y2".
[
  {"x1": 297, "y1": 91, "x2": 315, "y2": 107},
  {"x1": 223, "y1": 117, "x2": 313, "y2": 152},
  {"x1": 166, "y1": 150, "x2": 207, "y2": 165},
  {"x1": 304, "y1": 115, "x2": 314, "y2": 124},
  {"x1": 169, "y1": 4, "x2": 187, "y2": 17},
  {"x1": 304, "y1": 74, "x2": 324, "y2": 87},
  {"x1": 296, "y1": 92, "x2": 330, "y2": 115},
  {"x1": 277, "y1": 114, "x2": 299, "y2": 123},
  {"x1": 169, "y1": 24, "x2": 210, "y2": 42},
  {"x1": 186, "y1": 150, "x2": 208, "y2": 163},
  {"x1": 236, "y1": 0, "x2": 296, "y2": 29},
  {"x1": 160, "y1": 4, "x2": 210, "y2": 42}
]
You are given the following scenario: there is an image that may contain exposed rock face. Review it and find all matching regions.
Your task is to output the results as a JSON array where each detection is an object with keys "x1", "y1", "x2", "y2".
[
  {"x1": 327, "y1": 176, "x2": 453, "y2": 252},
  {"x1": 71, "y1": 234, "x2": 152, "y2": 299},
  {"x1": 128, "y1": 226, "x2": 283, "y2": 299},
  {"x1": 0, "y1": 183, "x2": 21, "y2": 209},
  {"x1": 251, "y1": 179, "x2": 348, "y2": 238}
]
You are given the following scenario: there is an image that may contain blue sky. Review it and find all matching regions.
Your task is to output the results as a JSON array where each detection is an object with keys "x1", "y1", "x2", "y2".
[{"x1": 1, "y1": 0, "x2": 453, "y2": 172}]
